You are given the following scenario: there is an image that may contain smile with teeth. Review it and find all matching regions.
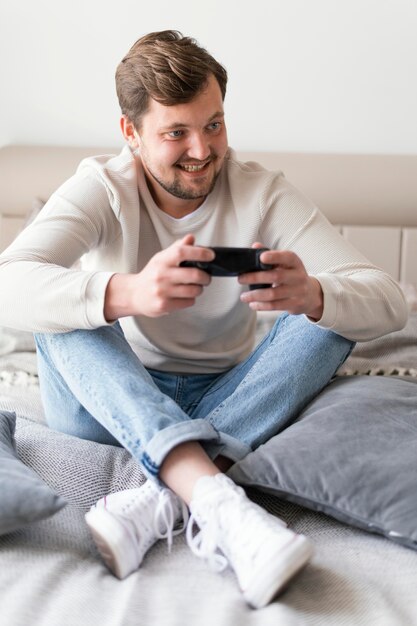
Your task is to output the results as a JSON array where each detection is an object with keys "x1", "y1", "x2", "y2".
[{"x1": 178, "y1": 161, "x2": 210, "y2": 172}]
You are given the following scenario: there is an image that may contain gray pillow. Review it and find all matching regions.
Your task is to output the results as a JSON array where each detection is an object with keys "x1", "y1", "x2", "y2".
[
  {"x1": 0, "y1": 411, "x2": 66, "y2": 535},
  {"x1": 14, "y1": 415, "x2": 146, "y2": 509},
  {"x1": 228, "y1": 376, "x2": 417, "y2": 550}
]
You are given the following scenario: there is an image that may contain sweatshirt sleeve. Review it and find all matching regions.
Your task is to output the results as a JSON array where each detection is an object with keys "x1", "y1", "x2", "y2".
[
  {"x1": 0, "y1": 171, "x2": 117, "y2": 333},
  {"x1": 259, "y1": 175, "x2": 408, "y2": 341}
]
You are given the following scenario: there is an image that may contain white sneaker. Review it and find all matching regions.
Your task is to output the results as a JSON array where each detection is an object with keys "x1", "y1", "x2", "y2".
[
  {"x1": 186, "y1": 474, "x2": 313, "y2": 609},
  {"x1": 85, "y1": 480, "x2": 189, "y2": 579}
]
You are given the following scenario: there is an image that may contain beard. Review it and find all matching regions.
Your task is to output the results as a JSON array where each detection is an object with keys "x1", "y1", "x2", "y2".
[
  {"x1": 141, "y1": 150, "x2": 223, "y2": 201},
  {"x1": 148, "y1": 168, "x2": 221, "y2": 200}
]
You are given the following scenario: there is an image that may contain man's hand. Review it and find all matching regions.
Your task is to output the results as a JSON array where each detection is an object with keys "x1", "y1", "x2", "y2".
[
  {"x1": 239, "y1": 243, "x2": 324, "y2": 321},
  {"x1": 104, "y1": 234, "x2": 214, "y2": 320}
]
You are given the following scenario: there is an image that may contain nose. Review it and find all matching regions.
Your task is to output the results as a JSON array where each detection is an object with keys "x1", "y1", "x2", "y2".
[{"x1": 186, "y1": 132, "x2": 211, "y2": 161}]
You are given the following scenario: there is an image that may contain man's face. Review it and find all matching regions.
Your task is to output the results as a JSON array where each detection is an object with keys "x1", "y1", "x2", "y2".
[{"x1": 132, "y1": 74, "x2": 228, "y2": 216}]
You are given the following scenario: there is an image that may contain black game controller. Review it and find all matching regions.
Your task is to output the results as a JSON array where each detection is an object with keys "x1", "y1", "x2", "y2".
[{"x1": 180, "y1": 247, "x2": 274, "y2": 290}]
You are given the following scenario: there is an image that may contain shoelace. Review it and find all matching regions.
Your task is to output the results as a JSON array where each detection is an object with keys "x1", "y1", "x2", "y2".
[
  {"x1": 186, "y1": 512, "x2": 228, "y2": 572},
  {"x1": 185, "y1": 478, "x2": 241, "y2": 572},
  {"x1": 186, "y1": 477, "x2": 288, "y2": 572},
  {"x1": 154, "y1": 489, "x2": 190, "y2": 552},
  {"x1": 112, "y1": 485, "x2": 190, "y2": 560}
]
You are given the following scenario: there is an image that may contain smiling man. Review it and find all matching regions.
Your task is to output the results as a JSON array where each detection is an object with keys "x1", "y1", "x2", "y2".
[
  {"x1": 122, "y1": 73, "x2": 228, "y2": 214},
  {"x1": 0, "y1": 30, "x2": 407, "y2": 608}
]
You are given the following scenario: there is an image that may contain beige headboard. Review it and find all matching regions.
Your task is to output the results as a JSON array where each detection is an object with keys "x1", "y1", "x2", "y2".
[{"x1": 0, "y1": 145, "x2": 416, "y2": 283}]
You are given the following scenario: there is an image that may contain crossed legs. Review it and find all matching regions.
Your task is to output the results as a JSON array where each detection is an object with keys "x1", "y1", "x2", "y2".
[{"x1": 35, "y1": 315, "x2": 353, "y2": 607}]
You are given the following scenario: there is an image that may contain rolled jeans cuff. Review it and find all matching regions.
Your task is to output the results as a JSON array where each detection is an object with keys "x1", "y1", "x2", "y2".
[
  {"x1": 141, "y1": 418, "x2": 221, "y2": 482},
  {"x1": 204, "y1": 432, "x2": 252, "y2": 464}
]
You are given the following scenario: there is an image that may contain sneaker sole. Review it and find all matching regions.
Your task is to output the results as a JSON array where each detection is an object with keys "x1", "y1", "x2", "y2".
[
  {"x1": 85, "y1": 508, "x2": 138, "y2": 579},
  {"x1": 242, "y1": 534, "x2": 314, "y2": 609}
]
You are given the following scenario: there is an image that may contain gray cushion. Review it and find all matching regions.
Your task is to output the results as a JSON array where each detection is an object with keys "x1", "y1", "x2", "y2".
[
  {"x1": 14, "y1": 415, "x2": 147, "y2": 508},
  {"x1": 0, "y1": 411, "x2": 66, "y2": 535},
  {"x1": 228, "y1": 376, "x2": 417, "y2": 550}
]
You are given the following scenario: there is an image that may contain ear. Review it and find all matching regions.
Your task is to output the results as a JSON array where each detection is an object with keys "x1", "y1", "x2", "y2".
[{"x1": 120, "y1": 116, "x2": 139, "y2": 149}]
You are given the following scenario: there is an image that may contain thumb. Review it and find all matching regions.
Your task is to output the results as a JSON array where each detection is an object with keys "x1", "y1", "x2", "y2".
[{"x1": 179, "y1": 233, "x2": 195, "y2": 246}]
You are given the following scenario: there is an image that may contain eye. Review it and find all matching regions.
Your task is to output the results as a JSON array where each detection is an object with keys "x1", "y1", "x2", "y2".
[
  {"x1": 167, "y1": 129, "x2": 184, "y2": 139},
  {"x1": 207, "y1": 122, "x2": 221, "y2": 132}
]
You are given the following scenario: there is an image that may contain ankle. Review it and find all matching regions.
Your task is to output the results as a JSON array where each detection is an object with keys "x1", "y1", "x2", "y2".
[{"x1": 160, "y1": 441, "x2": 221, "y2": 505}]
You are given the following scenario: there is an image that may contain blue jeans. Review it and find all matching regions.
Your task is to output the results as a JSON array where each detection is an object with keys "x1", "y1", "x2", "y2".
[{"x1": 34, "y1": 314, "x2": 353, "y2": 482}]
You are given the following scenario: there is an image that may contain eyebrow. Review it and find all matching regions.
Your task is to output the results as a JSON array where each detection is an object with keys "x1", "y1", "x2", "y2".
[{"x1": 159, "y1": 111, "x2": 224, "y2": 132}]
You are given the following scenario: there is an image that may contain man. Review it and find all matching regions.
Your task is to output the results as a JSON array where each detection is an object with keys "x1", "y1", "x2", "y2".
[{"x1": 0, "y1": 30, "x2": 407, "y2": 608}]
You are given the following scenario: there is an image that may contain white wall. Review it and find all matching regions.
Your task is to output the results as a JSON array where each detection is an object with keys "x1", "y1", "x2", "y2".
[{"x1": 1, "y1": 0, "x2": 416, "y2": 153}]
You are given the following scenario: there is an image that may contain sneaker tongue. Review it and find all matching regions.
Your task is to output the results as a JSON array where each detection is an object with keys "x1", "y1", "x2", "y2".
[
  {"x1": 192, "y1": 473, "x2": 223, "y2": 500},
  {"x1": 192, "y1": 473, "x2": 243, "y2": 503}
]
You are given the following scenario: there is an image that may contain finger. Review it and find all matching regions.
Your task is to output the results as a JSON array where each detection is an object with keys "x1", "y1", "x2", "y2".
[
  {"x1": 241, "y1": 283, "x2": 294, "y2": 303},
  {"x1": 166, "y1": 237, "x2": 215, "y2": 266},
  {"x1": 241, "y1": 285, "x2": 278, "y2": 303},
  {"x1": 169, "y1": 283, "x2": 205, "y2": 299},
  {"x1": 170, "y1": 266, "x2": 212, "y2": 286},
  {"x1": 177, "y1": 245, "x2": 215, "y2": 265},
  {"x1": 247, "y1": 297, "x2": 306, "y2": 315},
  {"x1": 178, "y1": 234, "x2": 195, "y2": 246},
  {"x1": 258, "y1": 249, "x2": 302, "y2": 269},
  {"x1": 238, "y1": 267, "x2": 286, "y2": 286},
  {"x1": 251, "y1": 241, "x2": 266, "y2": 249},
  {"x1": 241, "y1": 284, "x2": 308, "y2": 315},
  {"x1": 247, "y1": 299, "x2": 289, "y2": 312}
]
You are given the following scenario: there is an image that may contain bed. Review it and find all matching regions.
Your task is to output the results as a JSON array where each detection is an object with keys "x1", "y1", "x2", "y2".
[{"x1": 0, "y1": 145, "x2": 417, "y2": 626}]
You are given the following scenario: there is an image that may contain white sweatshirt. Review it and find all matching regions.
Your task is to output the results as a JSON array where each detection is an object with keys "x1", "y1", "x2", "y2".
[{"x1": 0, "y1": 146, "x2": 407, "y2": 373}]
